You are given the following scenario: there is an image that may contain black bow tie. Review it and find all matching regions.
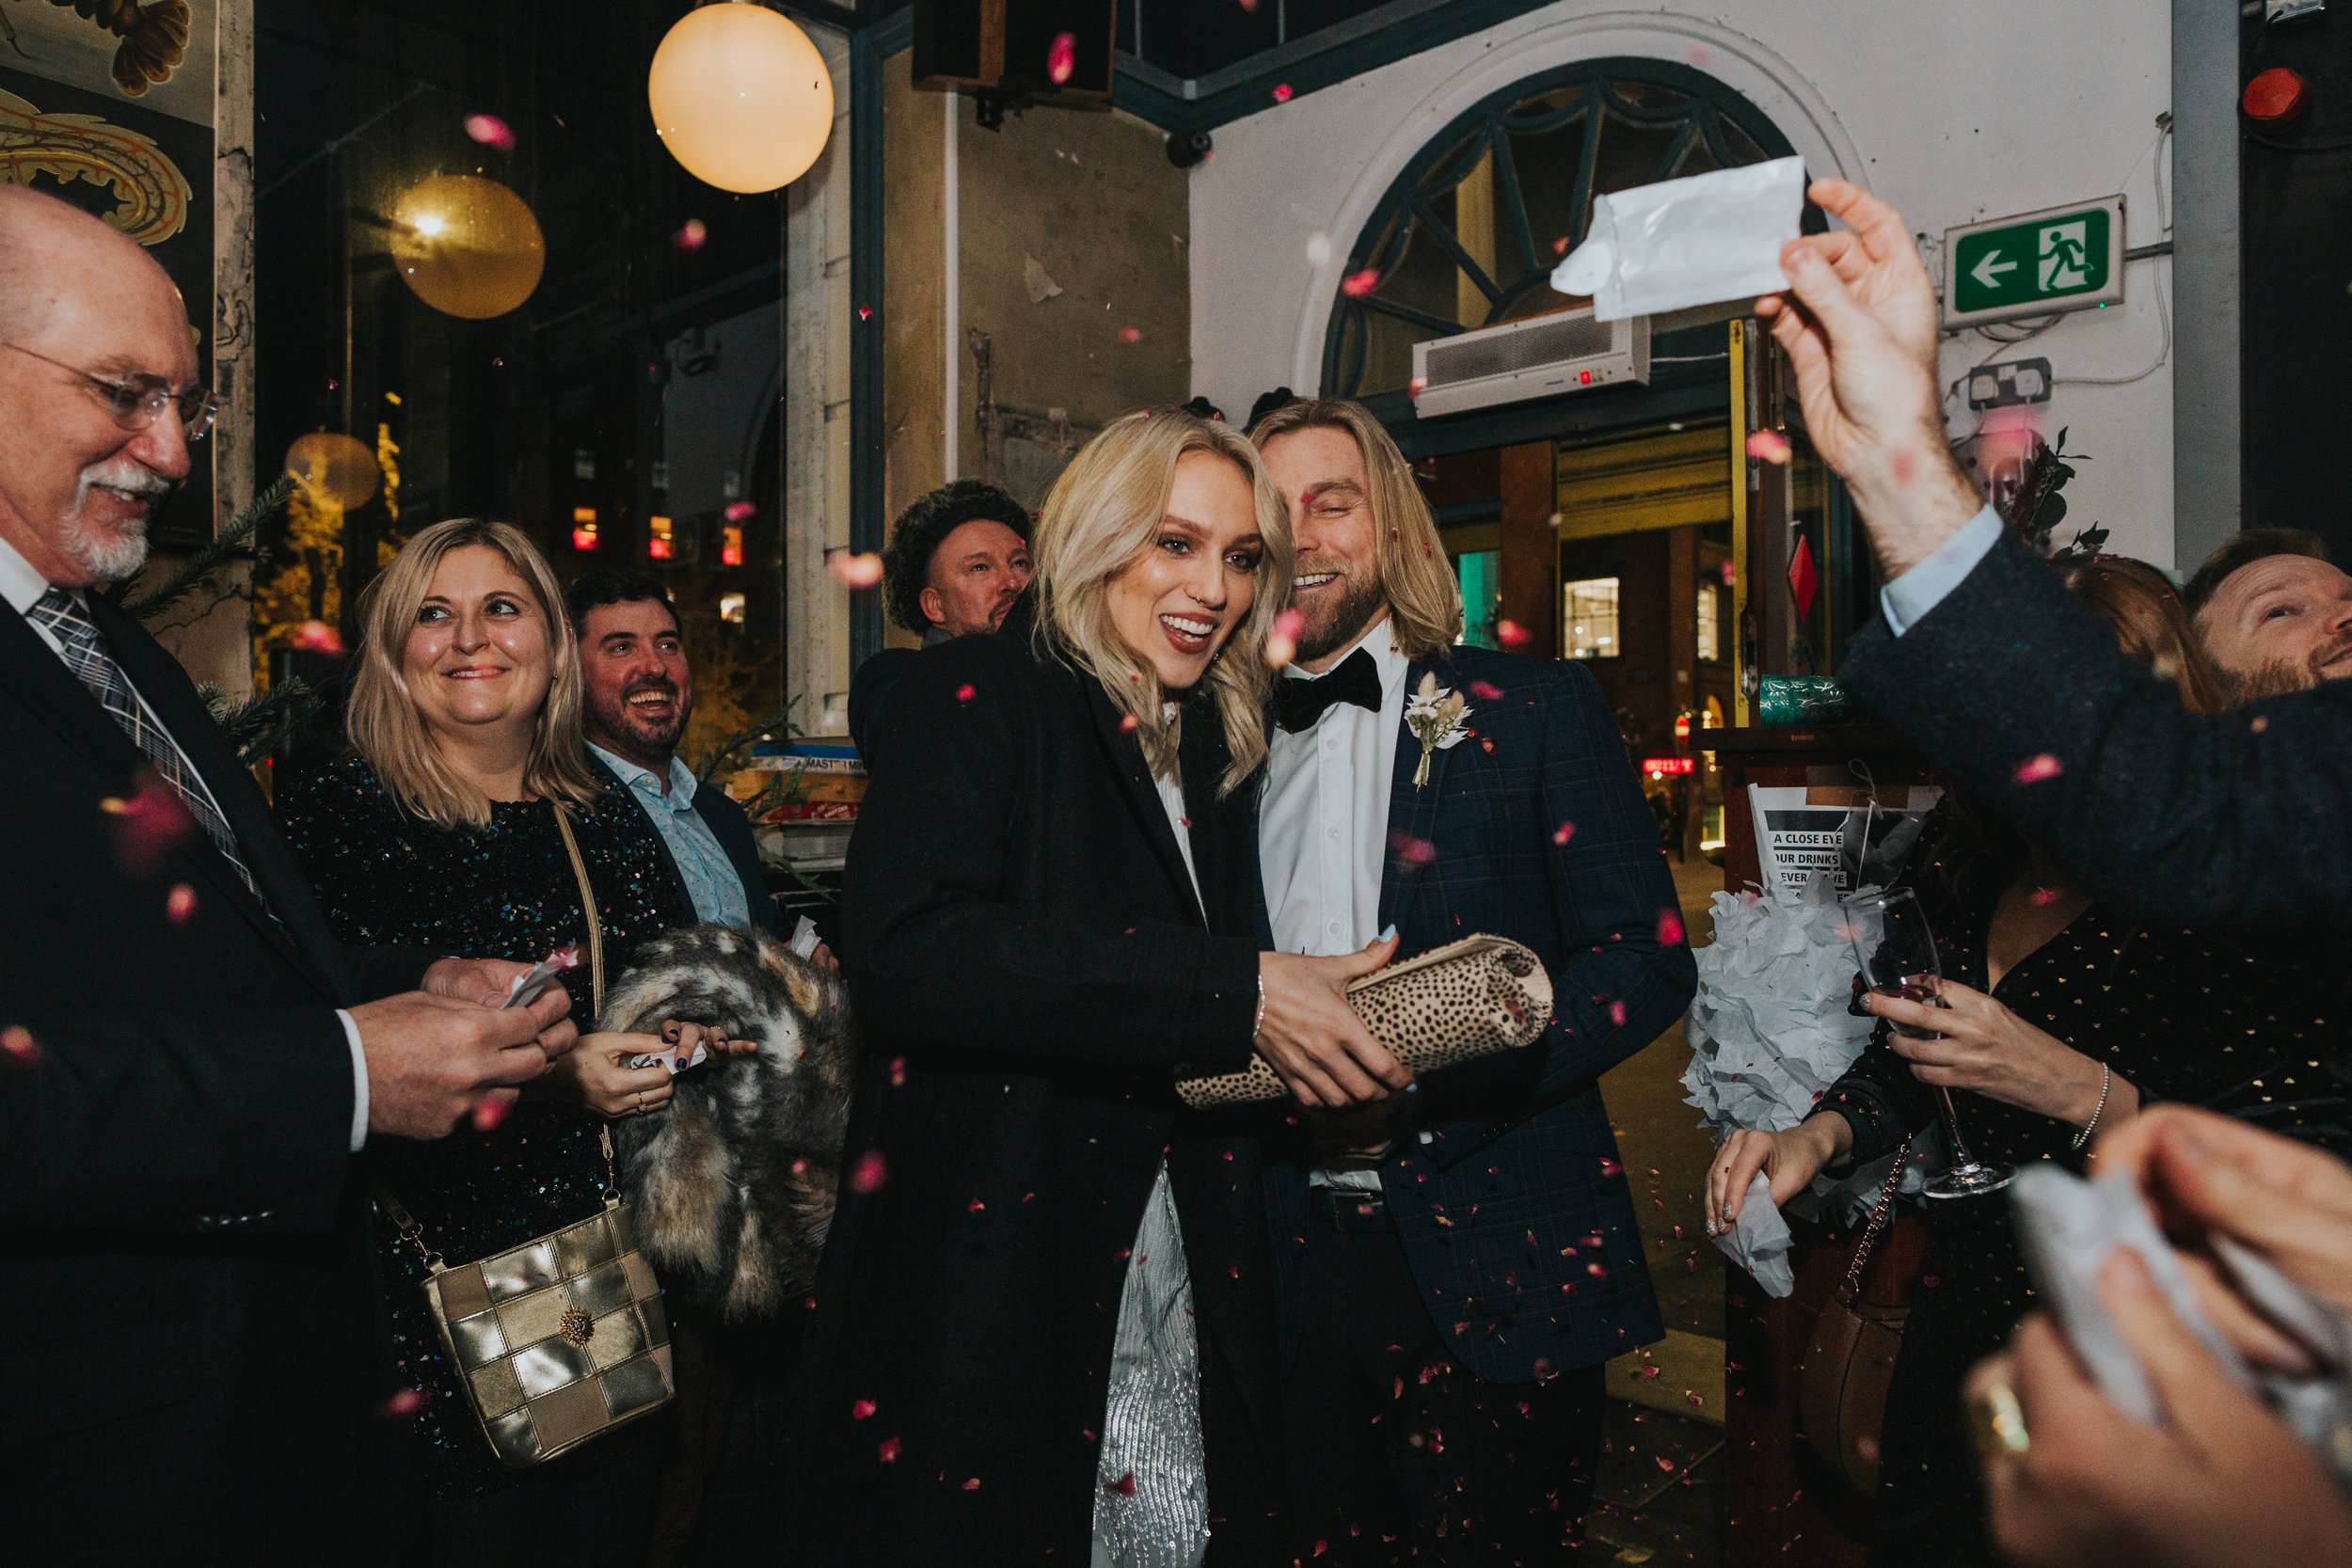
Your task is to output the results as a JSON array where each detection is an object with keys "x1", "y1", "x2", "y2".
[{"x1": 1273, "y1": 647, "x2": 1383, "y2": 733}]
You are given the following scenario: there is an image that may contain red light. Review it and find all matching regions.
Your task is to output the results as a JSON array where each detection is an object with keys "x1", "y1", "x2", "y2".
[
  {"x1": 1674, "y1": 714, "x2": 1692, "y2": 740},
  {"x1": 1641, "y1": 756, "x2": 1694, "y2": 775},
  {"x1": 2244, "y1": 67, "x2": 2308, "y2": 127},
  {"x1": 720, "y1": 523, "x2": 743, "y2": 568},
  {"x1": 647, "y1": 538, "x2": 673, "y2": 560},
  {"x1": 647, "y1": 515, "x2": 674, "y2": 561},
  {"x1": 1580, "y1": 370, "x2": 1593, "y2": 385},
  {"x1": 572, "y1": 527, "x2": 599, "y2": 551}
]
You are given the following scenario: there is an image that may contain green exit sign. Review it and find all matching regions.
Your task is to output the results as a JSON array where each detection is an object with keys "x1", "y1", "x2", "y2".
[{"x1": 1943, "y1": 196, "x2": 2126, "y2": 328}]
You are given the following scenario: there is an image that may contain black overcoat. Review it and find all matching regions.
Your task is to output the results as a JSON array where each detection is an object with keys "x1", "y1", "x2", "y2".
[{"x1": 791, "y1": 629, "x2": 1285, "y2": 1564}]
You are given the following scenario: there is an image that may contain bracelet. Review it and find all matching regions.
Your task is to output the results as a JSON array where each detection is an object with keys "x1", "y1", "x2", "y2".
[
  {"x1": 2072, "y1": 1062, "x2": 2112, "y2": 1151},
  {"x1": 1251, "y1": 973, "x2": 1267, "y2": 1045}
]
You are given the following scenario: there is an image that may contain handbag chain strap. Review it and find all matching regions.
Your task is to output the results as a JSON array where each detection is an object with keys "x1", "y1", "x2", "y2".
[
  {"x1": 1842, "y1": 1134, "x2": 1914, "y2": 1300},
  {"x1": 376, "y1": 803, "x2": 618, "y2": 1268}
]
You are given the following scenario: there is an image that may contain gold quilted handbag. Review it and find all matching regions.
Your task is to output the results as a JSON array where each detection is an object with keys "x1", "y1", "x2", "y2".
[
  {"x1": 373, "y1": 806, "x2": 675, "y2": 1467},
  {"x1": 1175, "y1": 933, "x2": 1553, "y2": 1109}
]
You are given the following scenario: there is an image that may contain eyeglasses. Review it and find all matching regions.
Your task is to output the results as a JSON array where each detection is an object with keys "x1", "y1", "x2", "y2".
[{"x1": 1, "y1": 341, "x2": 217, "y2": 443}]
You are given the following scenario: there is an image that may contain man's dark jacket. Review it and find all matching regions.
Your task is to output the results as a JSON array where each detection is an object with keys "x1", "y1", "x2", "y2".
[
  {"x1": 1262, "y1": 644, "x2": 1693, "y2": 1382},
  {"x1": 589, "y1": 751, "x2": 780, "y2": 934},
  {"x1": 1837, "y1": 531, "x2": 2352, "y2": 930},
  {"x1": 0, "y1": 596, "x2": 435, "y2": 1563}
]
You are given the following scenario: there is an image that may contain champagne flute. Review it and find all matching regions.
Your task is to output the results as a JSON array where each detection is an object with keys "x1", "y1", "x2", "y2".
[{"x1": 1840, "y1": 887, "x2": 2014, "y2": 1200}]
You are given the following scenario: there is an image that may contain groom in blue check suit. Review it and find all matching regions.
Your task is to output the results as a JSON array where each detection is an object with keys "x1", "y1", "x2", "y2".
[{"x1": 1249, "y1": 400, "x2": 1695, "y2": 1564}]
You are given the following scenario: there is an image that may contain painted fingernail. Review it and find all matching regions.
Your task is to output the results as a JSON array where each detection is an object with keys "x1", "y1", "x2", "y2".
[{"x1": 1378, "y1": 925, "x2": 1398, "y2": 942}]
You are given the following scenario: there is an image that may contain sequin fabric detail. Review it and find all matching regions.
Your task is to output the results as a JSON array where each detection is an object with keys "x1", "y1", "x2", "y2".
[
  {"x1": 278, "y1": 755, "x2": 689, "y2": 1493},
  {"x1": 1824, "y1": 828, "x2": 2350, "y2": 1566}
]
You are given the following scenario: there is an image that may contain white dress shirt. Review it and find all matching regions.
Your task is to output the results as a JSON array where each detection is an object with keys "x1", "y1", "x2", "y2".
[
  {"x1": 1260, "y1": 618, "x2": 1410, "y2": 957},
  {"x1": 0, "y1": 532, "x2": 372, "y2": 1151},
  {"x1": 1879, "y1": 504, "x2": 2004, "y2": 636},
  {"x1": 1260, "y1": 620, "x2": 1410, "y2": 1192}
]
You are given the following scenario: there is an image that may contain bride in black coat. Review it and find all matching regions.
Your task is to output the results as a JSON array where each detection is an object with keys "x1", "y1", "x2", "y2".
[{"x1": 793, "y1": 409, "x2": 1410, "y2": 1565}]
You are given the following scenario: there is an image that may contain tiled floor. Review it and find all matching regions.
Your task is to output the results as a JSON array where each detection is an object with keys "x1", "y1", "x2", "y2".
[{"x1": 1591, "y1": 852, "x2": 1728, "y2": 1564}]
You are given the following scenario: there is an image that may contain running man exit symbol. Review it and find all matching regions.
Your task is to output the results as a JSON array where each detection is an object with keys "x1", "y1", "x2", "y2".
[
  {"x1": 1944, "y1": 197, "x2": 2123, "y2": 326},
  {"x1": 2040, "y1": 220, "x2": 2090, "y2": 291}
]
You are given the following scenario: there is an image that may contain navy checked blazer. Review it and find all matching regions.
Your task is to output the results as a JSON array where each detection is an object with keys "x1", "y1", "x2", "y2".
[{"x1": 1264, "y1": 643, "x2": 1695, "y2": 1384}]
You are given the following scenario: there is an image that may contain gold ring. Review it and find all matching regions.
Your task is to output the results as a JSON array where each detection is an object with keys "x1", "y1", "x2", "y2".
[{"x1": 1968, "y1": 1381, "x2": 2029, "y2": 1463}]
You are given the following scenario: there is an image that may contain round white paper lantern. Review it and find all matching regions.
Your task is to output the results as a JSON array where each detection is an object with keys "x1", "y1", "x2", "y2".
[{"x1": 648, "y1": 2, "x2": 834, "y2": 195}]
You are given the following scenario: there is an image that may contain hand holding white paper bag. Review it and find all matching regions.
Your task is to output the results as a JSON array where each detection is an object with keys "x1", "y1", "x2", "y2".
[
  {"x1": 1553, "y1": 155, "x2": 1807, "y2": 322},
  {"x1": 1712, "y1": 1170, "x2": 1796, "y2": 1298}
]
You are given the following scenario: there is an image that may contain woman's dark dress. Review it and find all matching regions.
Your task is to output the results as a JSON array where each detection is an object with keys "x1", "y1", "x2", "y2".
[
  {"x1": 279, "y1": 755, "x2": 691, "y2": 1562},
  {"x1": 1825, "y1": 836, "x2": 2351, "y2": 1568}
]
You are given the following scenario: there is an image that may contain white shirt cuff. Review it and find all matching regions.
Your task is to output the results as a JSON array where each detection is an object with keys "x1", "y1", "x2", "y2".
[
  {"x1": 338, "y1": 1008, "x2": 369, "y2": 1153},
  {"x1": 1879, "y1": 505, "x2": 2004, "y2": 636}
]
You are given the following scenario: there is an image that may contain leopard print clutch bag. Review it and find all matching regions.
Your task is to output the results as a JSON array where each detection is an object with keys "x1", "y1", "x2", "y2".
[{"x1": 1175, "y1": 934, "x2": 1553, "y2": 1109}]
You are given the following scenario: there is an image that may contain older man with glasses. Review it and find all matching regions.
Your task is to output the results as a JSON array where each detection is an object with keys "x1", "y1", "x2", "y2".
[{"x1": 0, "y1": 185, "x2": 580, "y2": 1564}]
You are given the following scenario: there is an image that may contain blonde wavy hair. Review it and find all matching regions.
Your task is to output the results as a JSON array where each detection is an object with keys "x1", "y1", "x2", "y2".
[
  {"x1": 345, "y1": 517, "x2": 601, "y2": 830},
  {"x1": 1248, "y1": 397, "x2": 1463, "y2": 658},
  {"x1": 1031, "y1": 408, "x2": 1294, "y2": 796}
]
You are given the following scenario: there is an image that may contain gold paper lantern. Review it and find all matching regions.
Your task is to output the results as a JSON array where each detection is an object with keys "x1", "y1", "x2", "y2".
[
  {"x1": 647, "y1": 2, "x2": 834, "y2": 195},
  {"x1": 285, "y1": 432, "x2": 380, "y2": 509},
  {"x1": 389, "y1": 174, "x2": 546, "y2": 320}
]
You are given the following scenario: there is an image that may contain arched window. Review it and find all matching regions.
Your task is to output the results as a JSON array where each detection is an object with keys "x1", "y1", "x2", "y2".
[{"x1": 1324, "y1": 58, "x2": 1797, "y2": 400}]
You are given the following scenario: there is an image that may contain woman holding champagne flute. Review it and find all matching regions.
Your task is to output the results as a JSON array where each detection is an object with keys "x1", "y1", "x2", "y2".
[{"x1": 1705, "y1": 556, "x2": 2352, "y2": 1568}]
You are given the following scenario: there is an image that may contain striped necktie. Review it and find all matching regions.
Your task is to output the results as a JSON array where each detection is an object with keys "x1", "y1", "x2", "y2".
[{"x1": 27, "y1": 587, "x2": 266, "y2": 905}]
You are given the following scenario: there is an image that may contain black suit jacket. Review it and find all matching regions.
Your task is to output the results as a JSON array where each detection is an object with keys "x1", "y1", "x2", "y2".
[
  {"x1": 790, "y1": 631, "x2": 1284, "y2": 1565},
  {"x1": 587, "y1": 751, "x2": 780, "y2": 934},
  {"x1": 0, "y1": 595, "x2": 430, "y2": 1563},
  {"x1": 1836, "y1": 531, "x2": 2352, "y2": 929}
]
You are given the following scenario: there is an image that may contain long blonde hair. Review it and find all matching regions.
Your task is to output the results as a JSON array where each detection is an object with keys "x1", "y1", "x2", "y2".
[
  {"x1": 1248, "y1": 397, "x2": 1463, "y2": 658},
  {"x1": 345, "y1": 517, "x2": 601, "y2": 830},
  {"x1": 1031, "y1": 408, "x2": 1294, "y2": 796}
]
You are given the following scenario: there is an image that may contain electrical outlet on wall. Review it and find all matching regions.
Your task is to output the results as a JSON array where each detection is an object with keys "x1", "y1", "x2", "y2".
[{"x1": 1966, "y1": 356, "x2": 2054, "y2": 409}]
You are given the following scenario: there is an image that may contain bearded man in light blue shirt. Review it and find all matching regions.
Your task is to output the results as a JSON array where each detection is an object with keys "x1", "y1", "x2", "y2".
[{"x1": 566, "y1": 570, "x2": 778, "y2": 937}]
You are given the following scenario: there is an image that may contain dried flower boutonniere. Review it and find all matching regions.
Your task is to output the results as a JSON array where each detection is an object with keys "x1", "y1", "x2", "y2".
[{"x1": 1404, "y1": 672, "x2": 1471, "y2": 789}]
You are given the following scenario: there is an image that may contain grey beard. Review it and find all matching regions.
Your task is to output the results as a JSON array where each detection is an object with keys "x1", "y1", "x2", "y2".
[{"x1": 63, "y1": 513, "x2": 151, "y2": 583}]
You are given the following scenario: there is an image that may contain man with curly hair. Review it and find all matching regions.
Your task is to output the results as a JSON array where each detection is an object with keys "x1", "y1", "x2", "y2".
[{"x1": 848, "y1": 480, "x2": 1031, "y2": 754}]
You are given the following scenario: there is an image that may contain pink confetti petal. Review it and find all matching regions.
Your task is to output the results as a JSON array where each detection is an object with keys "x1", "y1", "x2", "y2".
[
  {"x1": 2027, "y1": 886, "x2": 2062, "y2": 907},
  {"x1": 1407, "y1": 375, "x2": 1427, "y2": 400},
  {"x1": 1552, "y1": 821, "x2": 1575, "y2": 845},
  {"x1": 1657, "y1": 909, "x2": 1684, "y2": 945},
  {"x1": 104, "y1": 771, "x2": 196, "y2": 876},
  {"x1": 1497, "y1": 619, "x2": 1531, "y2": 648},
  {"x1": 955, "y1": 683, "x2": 977, "y2": 703},
  {"x1": 470, "y1": 1093, "x2": 513, "y2": 1132},
  {"x1": 1469, "y1": 680, "x2": 1503, "y2": 701},
  {"x1": 673, "y1": 218, "x2": 708, "y2": 252},
  {"x1": 851, "y1": 1399, "x2": 877, "y2": 1420},
  {"x1": 1265, "y1": 606, "x2": 1304, "y2": 668},
  {"x1": 380, "y1": 1388, "x2": 428, "y2": 1418},
  {"x1": 1387, "y1": 830, "x2": 1437, "y2": 866},
  {"x1": 849, "y1": 1150, "x2": 888, "y2": 1193},
  {"x1": 0, "y1": 1026, "x2": 39, "y2": 1064},
  {"x1": 889, "y1": 1056, "x2": 906, "y2": 1085},
  {"x1": 1271, "y1": 83, "x2": 1294, "y2": 103},
  {"x1": 828, "y1": 550, "x2": 884, "y2": 589},
  {"x1": 1119, "y1": 712, "x2": 1140, "y2": 733},
  {"x1": 1341, "y1": 267, "x2": 1380, "y2": 298},
  {"x1": 1117, "y1": 325, "x2": 1142, "y2": 343},
  {"x1": 723, "y1": 499, "x2": 756, "y2": 523},
  {"x1": 1046, "y1": 31, "x2": 1075, "y2": 85},
  {"x1": 463, "y1": 114, "x2": 515, "y2": 152},
  {"x1": 961, "y1": 1478, "x2": 981, "y2": 1491},
  {"x1": 293, "y1": 619, "x2": 345, "y2": 655},
  {"x1": 1609, "y1": 1000, "x2": 1628, "y2": 1026},
  {"x1": 2012, "y1": 753, "x2": 2064, "y2": 784},
  {"x1": 166, "y1": 882, "x2": 197, "y2": 924},
  {"x1": 1745, "y1": 430, "x2": 1792, "y2": 466},
  {"x1": 857, "y1": 305, "x2": 873, "y2": 322},
  {"x1": 878, "y1": 1434, "x2": 902, "y2": 1463}
]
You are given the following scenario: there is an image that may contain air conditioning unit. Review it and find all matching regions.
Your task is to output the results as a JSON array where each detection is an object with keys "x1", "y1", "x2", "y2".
[{"x1": 1411, "y1": 309, "x2": 1649, "y2": 419}]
